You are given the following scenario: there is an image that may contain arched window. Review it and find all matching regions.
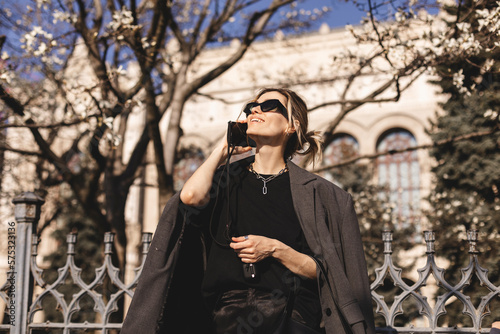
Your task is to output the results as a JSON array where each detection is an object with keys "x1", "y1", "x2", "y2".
[
  {"x1": 376, "y1": 129, "x2": 420, "y2": 227},
  {"x1": 174, "y1": 147, "x2": 205, "y2": 191},
  {"x1": 321, "y1": 134, "x2": 359, "y2": 187}
]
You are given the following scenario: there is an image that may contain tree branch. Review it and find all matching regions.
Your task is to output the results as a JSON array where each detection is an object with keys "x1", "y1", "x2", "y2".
[
  {"x1": 313, "y1": 127, "x2": 500, "y2": 173},
  {"x1": 0, "y1": 85, "x2": 71, "y2": 174},
  {"x1": 186, "y1": 0, "x2": 294, "y2": 96},
  {"x1": 0, "y1": 145, "x2": 43, "y2": 157},
  {"x1": 74, "y1": 0, "x2": 123, "y2": 103},
  {"x1": 38, "y1": 206, "x2": 62, "y2": 236},
  {"x1": 367, "y1": 0, "x2": 394, "y2": 68},
  {"x1": 323, "y1": 58, "x2": 426, "y2": 135},
  {"x1": 0, "y1": 115, "x2": 99, "y2": 129}
]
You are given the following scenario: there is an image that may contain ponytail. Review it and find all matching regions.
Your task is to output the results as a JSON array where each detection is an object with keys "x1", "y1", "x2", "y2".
[{"x1": 302, "y1": 130, "x2": 323, "y2": 164}]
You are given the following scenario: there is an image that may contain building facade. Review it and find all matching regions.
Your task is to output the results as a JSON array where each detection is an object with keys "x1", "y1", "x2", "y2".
[{"x1": 0, "y1": 23, "x2": 445, "y2": 321}]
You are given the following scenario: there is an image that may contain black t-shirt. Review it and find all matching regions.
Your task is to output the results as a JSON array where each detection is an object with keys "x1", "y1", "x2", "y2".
[{"x1": 194, "y1": 166, "x2": 321, "y2": 327}]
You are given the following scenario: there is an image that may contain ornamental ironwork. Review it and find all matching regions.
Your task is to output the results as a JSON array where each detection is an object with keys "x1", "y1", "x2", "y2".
[{"x1": 1, "y1": 192, "x2": 499, "y2": 333}]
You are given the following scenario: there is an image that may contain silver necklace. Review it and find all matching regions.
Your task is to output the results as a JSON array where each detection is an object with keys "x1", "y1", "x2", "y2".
[{"x1": 249, "y1": 163, "x2": 288, "y2": 195}]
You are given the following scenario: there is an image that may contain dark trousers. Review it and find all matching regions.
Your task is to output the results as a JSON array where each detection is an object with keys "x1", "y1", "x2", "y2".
[{"x1": 212, "y1": 288, "x2": 322, "y2": 334}]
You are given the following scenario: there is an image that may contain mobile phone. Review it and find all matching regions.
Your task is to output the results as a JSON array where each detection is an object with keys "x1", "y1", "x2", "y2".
[{"x1": 227, "y1": 121, "x2": 256, "y2": 147}]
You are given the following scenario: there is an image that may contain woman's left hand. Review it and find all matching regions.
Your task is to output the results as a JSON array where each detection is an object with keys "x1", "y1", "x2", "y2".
[
  {"x1": 231, "y1": 235, "x2": 317, "y2": 279},
  {"x1": 230, "y1": 235, "x2": 279, "y2": 263}
]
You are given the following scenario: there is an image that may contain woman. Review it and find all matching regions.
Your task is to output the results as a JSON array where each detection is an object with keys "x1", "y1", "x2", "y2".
[{"x1": 122, "y1": 88, "x2": 375, "y2": 334}]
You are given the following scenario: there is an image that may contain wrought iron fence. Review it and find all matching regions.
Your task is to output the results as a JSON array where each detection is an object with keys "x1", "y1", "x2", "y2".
[{"x1": 1, "y1": 192, "x2": 499, "y2": 333}]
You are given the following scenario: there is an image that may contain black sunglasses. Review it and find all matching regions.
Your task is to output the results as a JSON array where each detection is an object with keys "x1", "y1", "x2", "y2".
[{"x1": 243, "y1": 99, "x2": 288, "y2": 118}]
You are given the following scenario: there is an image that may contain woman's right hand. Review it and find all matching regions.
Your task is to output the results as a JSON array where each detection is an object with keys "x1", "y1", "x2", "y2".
[
  {"x1": 180, "y1": 121, "x2": 252, "y2": 207},
  {"x1": 215, "y1": 120, "x2": 253, "y2": 163},
  {"x1": 214, "y1": 136, "x2": 253, "y2": 165}
]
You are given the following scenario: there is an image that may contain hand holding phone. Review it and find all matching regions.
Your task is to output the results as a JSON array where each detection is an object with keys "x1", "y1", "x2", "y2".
[{"x1": 227, "y1": 121, "x2": 256, "y2": 148}]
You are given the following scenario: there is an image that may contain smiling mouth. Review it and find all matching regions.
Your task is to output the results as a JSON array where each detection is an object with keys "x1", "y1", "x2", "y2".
[{"x1": 250, "y1": 118, "x2": 264, "y2": 123}]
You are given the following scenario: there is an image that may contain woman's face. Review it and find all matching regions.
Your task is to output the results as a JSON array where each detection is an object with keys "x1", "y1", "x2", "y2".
[{"x1": 246, "y1": 91, "x2": 290, "y2": 146}]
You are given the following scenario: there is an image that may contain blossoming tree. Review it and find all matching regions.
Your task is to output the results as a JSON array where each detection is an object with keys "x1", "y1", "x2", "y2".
[{"x1": 0, "y1": 0, "x2": 330, "y2": 269}]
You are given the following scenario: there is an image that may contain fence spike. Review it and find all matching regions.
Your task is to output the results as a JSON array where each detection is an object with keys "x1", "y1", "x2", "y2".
[
  {"x1": 104, "y1": 232, "x2": 115, "y2": 255},
  {"x1": 424, "y1": 230, "x2": 435, "y2": 254},
  {"x1": 382, "y1": 230, "x2": 393, "y2": 254},
  {"x1": 142, "y1": 232, "x2": 152, "y2": 255},
  {"x1": 66, "y1": 233, "x2": 77, "y2": 255},
  {"x1": 31, "y1": 234, "x2": 40, "y2": 256},
  {"x1": 467, "y1": 230, "x2": 479, "y2": 254}
]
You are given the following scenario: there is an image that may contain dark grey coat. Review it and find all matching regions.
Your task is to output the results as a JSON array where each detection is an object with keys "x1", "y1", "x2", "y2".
[{"x1": 121, "y1": 159, "x2": 375, "y2": 334}]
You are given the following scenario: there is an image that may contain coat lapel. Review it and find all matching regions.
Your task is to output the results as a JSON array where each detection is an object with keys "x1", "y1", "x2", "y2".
[
  {"x1": 287, "y1": 161, "x2": 316, "y2": 223},
  {"x1": 287, "y1": 161, "x2": 324, "y2": 255}
]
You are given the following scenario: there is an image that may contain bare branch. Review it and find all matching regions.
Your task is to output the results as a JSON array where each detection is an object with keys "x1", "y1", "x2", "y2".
[
  {"x1": 313, "y1": 127, "x2": 500, "y2": 173},
  {"x1": 93, "y1": 0, "x2": 103, "y2": 32},
  {"x1": 38, "y1": 206, "x2": 62, "y2": 235},
  {"x1": 74, "y1": 0, "x2": 123, "y2": 103},
  {"x1": 311, "y1": 67, "x2": 422, "y2": 112},
  {"x1": 340, "y1": 50, "x2": 386, "y2": 104},
  {"x1": 162, "y1": 1, "x2": 187, "y2": 53},
  {"x1": 367, "y1": 0, "x2": 394, "y2": 67},
  {"x1": 323, "y1": 61, "x2": 426, "y2": 134},
  {"x1": 186, "y1": 0, "x2": 295, "y2": 96},
  {"x1": 0, "y1": 84, "x2": 71, "y2": 174},
  {"x1": 192, "y1": 0, "x2": 212, "y2": 44},
  {"x1": 193, "y1": 0, "x2": 239, "y2": 57},
  {"x1": 0, "y1": 145, "x2": 44, "y2": 157},
  {"x1": 195, "y1": 91, "x2": 248, "y2": 105},
  {"x1": 0, "y1": 116, "x2": 99, "y2": 129}
]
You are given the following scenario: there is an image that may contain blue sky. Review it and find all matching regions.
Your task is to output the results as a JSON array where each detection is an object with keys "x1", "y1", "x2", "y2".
[{"x1": 305, "y1": 0, "x2": 366, "y2": 27}]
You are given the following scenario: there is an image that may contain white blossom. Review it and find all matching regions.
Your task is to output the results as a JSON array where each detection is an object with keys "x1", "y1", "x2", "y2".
[
  {"x1": 116, "y1": 65, "x2": 126, "y2": 75},
  {"x1": 0, "y1": 70, "x2": 14, "y2": 84},
  {"x1": 99, "y1": 101, "x2": 112, "y2": 109},
  {"x1": 36, "y1": 0, "x2": 51, "y2": 9},
  {"x1": 112, "y1": 135, "x2": 122, "y2": 147},
  {"x1": 33, "y1": 42, "x2": 48, "y2": 56},
  {"x1": 476, "y1": 4, "x2": 500, "y2": 34},
  {"x1": 21, "y1": 26, "x2": 55, "y2": 58},
  {"x1": 106, "y1": 132, "x2": 121, "y2": 147},
  {"x1": 395, "y1": 11, "x2": 406, "y2": 23},
  {"x1": 53, "y1": 9, "x2": 76, "y2": 24},
  {"x1": 107, "y1": 7, "x2": 135, "y2": 31},
  {"x1": 452, "y1": 69, "x2": 464, "y2": 89},
  {"x1": 456, "y1": 22, "x2": 471, "y2": 32},
  {"x1": 483, "y1": 109, "x2": 498, "y2": 120},
  {"x1": 22, "y1": 111, "x2": 32, "y2": 122},
  {"x1": 104, "y1": 117, "x2": 115, "y2": 128}
]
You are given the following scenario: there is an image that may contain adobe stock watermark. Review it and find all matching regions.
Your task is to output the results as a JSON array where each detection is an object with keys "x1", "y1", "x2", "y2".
[{"x1": 6, "y1": 221, "x2": 16, "y2": 325}]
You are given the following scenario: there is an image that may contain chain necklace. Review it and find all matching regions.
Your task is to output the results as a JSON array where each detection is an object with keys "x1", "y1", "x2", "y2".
[{"x1": 249, "y1": 163, "x2": 288, "y2": 195}]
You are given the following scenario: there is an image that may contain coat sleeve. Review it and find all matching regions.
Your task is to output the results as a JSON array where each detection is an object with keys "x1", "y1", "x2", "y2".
[
  {"x1": 121, "y1": 193, "x2": 186, "y2": 334},
  {"x1": 339, "y1": 194, "x2": 376, "y2": 334}
]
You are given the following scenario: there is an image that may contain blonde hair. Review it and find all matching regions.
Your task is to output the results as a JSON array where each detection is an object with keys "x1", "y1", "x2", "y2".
[{"x1": 253, "y1": 87, "x2": 323, "y2": 163}]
